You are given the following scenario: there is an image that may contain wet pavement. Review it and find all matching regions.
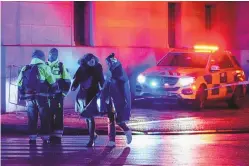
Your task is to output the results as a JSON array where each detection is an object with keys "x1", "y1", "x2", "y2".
[
  {"x1": 1, "y1": 101, "x2": 249, "y2": 135},
  {"x1": 2, "y1": 134, "x2": 249, "y2": 165},
  {"x1": 2, "y1": 101, "x2": 249, "y2": 165}
]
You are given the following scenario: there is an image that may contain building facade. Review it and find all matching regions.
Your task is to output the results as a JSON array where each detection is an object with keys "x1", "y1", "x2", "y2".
[{"x1": 1, "y1": 1, "x2": 249, "y2": 112}]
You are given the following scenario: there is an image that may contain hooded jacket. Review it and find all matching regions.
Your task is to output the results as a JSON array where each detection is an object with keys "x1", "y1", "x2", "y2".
[{"x1": 103, "y1": 57, "x2": 131, "y2": 123}]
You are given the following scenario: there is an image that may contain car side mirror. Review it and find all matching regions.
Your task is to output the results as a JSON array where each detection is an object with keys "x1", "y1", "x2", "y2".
[{"x1": 210, "y1": 65, "x2": 220, "y2": 72}]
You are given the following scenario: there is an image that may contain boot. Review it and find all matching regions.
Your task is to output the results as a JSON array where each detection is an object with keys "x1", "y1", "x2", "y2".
[
  {"x1": 124, "y1": 130, "x2": 132, "y2": 144},
  {"x1": 43, "y1": 139, "x2": 50, "y2": 144},
  {"x1": 29, "y1": 135, "x2": 37, "y2": 144},
  {"x1": 107, "y1": 141, "x2": 116, "y2": 147},
  {"x1": 86, "y1": 118, "x2": 97, "y2": 147},
  {"x1": 41, "y1": 136, "x2": 50, "y2": 145},
  {"x1": 29, "y1": 140, "x2": 36, "y2": 144},
  {"x1": 50, "y1": 136, "x2": 62, "y2": 144},
  {"x1": 86, "y1": 134, "x2": 98, "y2": 147}
]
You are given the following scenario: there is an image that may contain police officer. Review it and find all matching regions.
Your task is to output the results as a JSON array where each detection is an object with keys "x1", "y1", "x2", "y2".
[
  {"x1": 17, "y1": 50, "x2": 58, "y2": 144},
  {"x1": 47, "y1": 48, "x2": 71, "y2": 143}
]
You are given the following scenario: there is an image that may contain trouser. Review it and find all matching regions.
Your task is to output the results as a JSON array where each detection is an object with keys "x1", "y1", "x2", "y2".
[
  {"x1": 84, "y1": 91, "x2": 98, "y2": 141},
  {"x1": 108, "y1": 111, "x2": 130, "y2": 142},
  {"x1": 86, "y1": 117, "x2": 96, "y2": 141},
  {"x1": 26, "y1": 96, "x2": 51, "y2": 141},
  {"x1": 50, "y1": 95, "x2": 64, "y2": 138}
]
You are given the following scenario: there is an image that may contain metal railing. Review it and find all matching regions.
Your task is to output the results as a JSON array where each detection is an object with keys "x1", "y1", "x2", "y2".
[{"x1": 7, "y1": 64, "x2": 25, "y2": 107}]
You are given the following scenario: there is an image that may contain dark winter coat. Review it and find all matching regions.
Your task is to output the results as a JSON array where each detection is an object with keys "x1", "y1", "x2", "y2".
[
  {"x1": 103, "y1": 60, "x2": 131, "y2": 123},
  {"x1": 72, "y1": 62, "x2": 105, "y2": 118}
]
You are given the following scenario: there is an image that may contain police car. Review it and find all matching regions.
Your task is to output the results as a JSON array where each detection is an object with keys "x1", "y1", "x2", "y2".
[{"x1": 135, "y1": 45, "x2": 247, "y2": 110}]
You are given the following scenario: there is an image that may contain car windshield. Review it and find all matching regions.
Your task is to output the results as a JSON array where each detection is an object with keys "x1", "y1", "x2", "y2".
[{"x1": 157, "y1": 52, "x2": 210, "y2": 68}]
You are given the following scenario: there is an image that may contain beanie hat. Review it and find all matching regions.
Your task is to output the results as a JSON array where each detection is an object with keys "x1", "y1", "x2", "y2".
[
  {"x1": 32, "y1": 50, "x2": 45, "y2": 61},
  {"x1": 105, "y1": 53, "x2": 117, "y2": 64},
  {"x1": 49, "y1": 48, "x2": 58, "y2": 56}
]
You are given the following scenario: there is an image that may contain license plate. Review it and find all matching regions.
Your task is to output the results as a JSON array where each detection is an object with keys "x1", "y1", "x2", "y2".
[{"x1": 152, "y1": 90, "x2": 170, "y2": 96}]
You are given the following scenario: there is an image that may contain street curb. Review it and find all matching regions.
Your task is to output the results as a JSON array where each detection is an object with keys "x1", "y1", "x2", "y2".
[
  {"x1": 144, "y1": 129, "x2": 249, "y2": 135},
  {"x1": 2, "y1": 124, "x2": 249, "y2": 135}
]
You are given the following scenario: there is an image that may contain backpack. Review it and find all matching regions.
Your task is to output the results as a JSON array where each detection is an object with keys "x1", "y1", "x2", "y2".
[{"x1": 18, "y1": 64, "x2": 41, "y2": 100}]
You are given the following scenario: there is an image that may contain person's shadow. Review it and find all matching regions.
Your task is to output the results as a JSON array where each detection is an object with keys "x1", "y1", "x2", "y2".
[
  {"x1": 89, "y1": 146, "x2": 131, "y2": 166},
  {"x1": 28, "y1": 143, "x2": 64, "y2": 165},
  {"x1": 110, "y1": 147, "x2": 131, "y2": 166},
  {"x1": 88, "y1": 146, "x2": 115, "y2": 165},
  {"x1": 27, "y1": 144, "x2": 39, "y2": 166}
]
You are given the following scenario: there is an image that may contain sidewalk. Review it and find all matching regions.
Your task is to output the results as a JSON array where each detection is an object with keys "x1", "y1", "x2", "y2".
[
  {"x1": 1, "y1": 109, "x2": 121, "y2": 135},
  {"x1": 2, "y1": 108, "x2": 249, "y2": 135},
  {"x1": 1, "y1": 109, "x2": 155, "y2": 135}
]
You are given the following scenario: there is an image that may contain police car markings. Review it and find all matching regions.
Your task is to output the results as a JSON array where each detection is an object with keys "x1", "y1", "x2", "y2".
[
  {"x1": 165, "y1": 71, "x2": 170, "y2": 76},
  {"x1": 200, "y1": 81, "x2": 249, "y2": 91},
  {"x1": 211, "y1": 84, "x2": 220, "y2": 95},
  {"x1": 226, "y1": 86, "x2": 233, "y2": 94},
  {"x1": 234, "y1": 74, "x2": 240, "y2": 82},
  {"x1": 173, "y1": 72, "x2": 178, "y2": 76},
  {"x1": 220, "y1": 72, "x2": 228, "y2": 83},
  {"x1": 203, "y1": 75, "x2": 212, "y2": 84}
]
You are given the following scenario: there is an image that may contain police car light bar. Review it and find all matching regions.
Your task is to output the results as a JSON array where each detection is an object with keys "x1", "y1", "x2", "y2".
[{"x1": 193, "y1": 45, "x2": 219, "y2": 52}]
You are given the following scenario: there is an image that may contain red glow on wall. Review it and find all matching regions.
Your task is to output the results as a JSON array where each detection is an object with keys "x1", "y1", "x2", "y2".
[
  {"x1": 93, "y1": 2, "x2": 168, "y2": 48},
  {"x1": 91, "y1": 2, "x2": 234, "y2": 50},
  {"x1": 50, "y1": 2, "x2": 72, "y2": 26}
]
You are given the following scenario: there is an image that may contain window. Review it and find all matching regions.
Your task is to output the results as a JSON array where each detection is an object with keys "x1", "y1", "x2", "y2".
[
  {"x1": 211, "y1": 54, "x2": 234, "y2": 69},
  {"x1": 158, "y1": 52, "x2": 210, "y2": 68},
  {"x1": 230, "y1": 56, "x2": 241, "y2": 67},
  {"x1": 168, "y1": 3, "x2": 176, "y2": 48},
  {"x1": 220, "y1": 55, "x2": 233, "y2": 68},
  {"x1": 74, "y1": 2, "x2": 90, "y2": 46},
  {"x1": 205, "y1": 5, "x2": 212, "y2": 30}
]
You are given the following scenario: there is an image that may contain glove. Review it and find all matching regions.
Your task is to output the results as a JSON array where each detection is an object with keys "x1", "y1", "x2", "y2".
[{"x1": 71, "y1": 86, "x2": 77, "y2": 91}]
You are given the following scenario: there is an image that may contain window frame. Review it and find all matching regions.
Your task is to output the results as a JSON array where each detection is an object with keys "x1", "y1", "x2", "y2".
[
  {"x1": 210, "y1": 53, "x2": 234, "y2": 69},
  {"x1": 168, "y1": 2, "x2": 176, "y2": 48},
  {"x1": 74, "y1": 1, "x2": 91, "y2": 46},
  {"x1": 205, "y1": 4, "x2": 213, "y2": 31}
]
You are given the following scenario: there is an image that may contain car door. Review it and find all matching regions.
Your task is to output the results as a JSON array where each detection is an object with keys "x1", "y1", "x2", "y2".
[
  {"x1": 207, "y1": 53, "x2": 234, "y2": 99},
  {"x1": 206, "y1": 53, "x2": 221, "y2": 100},
  {"x1": 229, "y1": 54, "x2": 247, "y2": 96},
  {"x1": 217, "y1": 53, "x2": 235, "y2": 99}
]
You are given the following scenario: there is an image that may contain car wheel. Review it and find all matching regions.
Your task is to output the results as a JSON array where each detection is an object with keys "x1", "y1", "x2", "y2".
[
  {"x1": 193, "y1": 85, "x2": 207, "y2": 110},
  {"x1": 227, "y1": 86, "x2": 244, "y2": 109}
]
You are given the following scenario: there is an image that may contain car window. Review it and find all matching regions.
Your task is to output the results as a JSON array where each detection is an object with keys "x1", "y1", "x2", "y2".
[
  {"x1": 230, "y1": 56, "x2": 241, "y2": 67},
  {"x1": 210, "y1": 54, "x2": 234, "y2": 69},
  {"x1": 158, "y1": 52, "x2": 209, "y2": 68}
]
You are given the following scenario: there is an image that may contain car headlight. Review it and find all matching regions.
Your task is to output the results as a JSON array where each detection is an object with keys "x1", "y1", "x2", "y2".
[
  {"x1": 137, "y1": 74, "x2": 146, "y2": 84},
  {"x1": 179, "y1": 77, "x2": 195, "y2": 87},
  {"x1": 150, "y1": 81, "x2": 158, "y2": 88}
]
